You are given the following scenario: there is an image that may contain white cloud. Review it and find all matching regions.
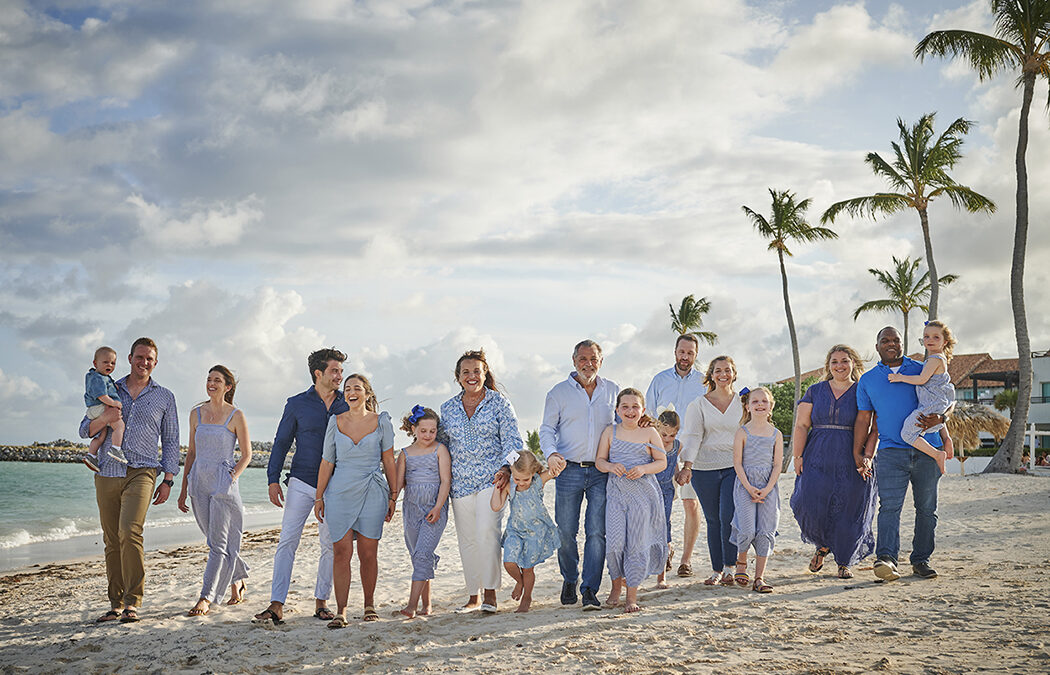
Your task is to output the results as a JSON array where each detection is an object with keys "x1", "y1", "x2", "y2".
[{"x1": 127, "y1": 193, "x2": 263, "y2": 247}]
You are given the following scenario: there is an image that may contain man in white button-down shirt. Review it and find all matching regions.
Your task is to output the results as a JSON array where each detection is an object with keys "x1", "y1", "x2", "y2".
[
  {"x1": 644, "y1": 334, "x2": 706, "y2": 577},
  {"x1": 541, "y1": 340, "x2": 618, "y2": 611}
]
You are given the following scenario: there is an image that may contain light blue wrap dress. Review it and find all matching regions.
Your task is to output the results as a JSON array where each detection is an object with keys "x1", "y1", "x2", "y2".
[
  {"x1": 322, "y1": 412, "x2": 394, "y2": 542},
  {"x1": 188, "y1": 407, "x2": 249, "y2": 603}
]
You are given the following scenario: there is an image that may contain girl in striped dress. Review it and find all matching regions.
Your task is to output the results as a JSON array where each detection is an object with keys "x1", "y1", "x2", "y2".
[
  {"x1": 597, "y1": 388, "x2": 668, "y2": 614},
  {"x1": 394, "y1": 406, "x2": 451, "y2": 618},
  {"x1": 730, "y1": 387, "x2": 783, "y2": 593}
]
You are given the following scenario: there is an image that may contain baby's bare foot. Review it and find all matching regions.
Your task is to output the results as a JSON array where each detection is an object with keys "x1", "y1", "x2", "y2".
[{"x1": 511, "y1": 582, "x2": 523, "y2": 601}]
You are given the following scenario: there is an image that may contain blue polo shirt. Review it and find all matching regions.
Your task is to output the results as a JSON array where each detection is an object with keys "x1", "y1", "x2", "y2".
[
  {"x1": 857, "y1": 357, "x2": 943, "y2": 451},
  {"x1": 268, "y1": 386, "x2": 350, "y2": 487}
]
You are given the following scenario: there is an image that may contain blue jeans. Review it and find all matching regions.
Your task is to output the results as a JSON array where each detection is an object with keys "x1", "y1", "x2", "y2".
[
  {"x1": 554, "y1": 464, "x2": 608, "y2": 593},
  {"x1": 691, "y1": 467, "x2": 737, "y2": 571},
  {"x1": 874, "y1": 447, "x2": 940, "y2": 564}
]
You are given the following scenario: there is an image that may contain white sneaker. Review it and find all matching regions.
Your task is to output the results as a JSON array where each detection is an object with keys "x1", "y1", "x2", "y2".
[{"x1": 873, "y1": 557, "x2": 901, "y2": 581}]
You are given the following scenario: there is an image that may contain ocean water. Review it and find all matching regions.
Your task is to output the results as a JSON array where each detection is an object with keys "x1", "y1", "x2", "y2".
[{"x1": 0, "y1": 462, "x2": 283, "y2": 571}]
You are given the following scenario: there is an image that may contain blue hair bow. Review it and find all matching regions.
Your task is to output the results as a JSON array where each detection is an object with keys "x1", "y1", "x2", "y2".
[
  {"x1": 924, "y1": 320, "x2": 930, "y2": 326},
  {"x1": 740, "y1": 386, "x2": 751, "y2": 396},
  {"x1": 408, "y1": 404, "x2": 426, "y2": 424}
]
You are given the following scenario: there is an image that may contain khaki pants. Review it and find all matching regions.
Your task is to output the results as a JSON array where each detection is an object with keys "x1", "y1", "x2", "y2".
[{"x1": 95, "y1": 467, "x2": 156, "y2": 608}]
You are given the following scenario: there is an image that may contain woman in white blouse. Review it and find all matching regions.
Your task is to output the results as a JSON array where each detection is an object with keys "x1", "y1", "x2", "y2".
[{"x1": 676, "y1": 356, "x2": 743, "y2": 585}]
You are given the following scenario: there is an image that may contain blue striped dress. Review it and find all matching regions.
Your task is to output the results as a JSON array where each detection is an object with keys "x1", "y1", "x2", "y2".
[
  {"x1": 605, "y1": 427, "x2": 668, "y2": 587},
  {"x1": 731, "y1": 427, "x2": 780, "y2": 557},
  {"x1": 402, "y1": 448, "x2": 448, "y2": 581}
]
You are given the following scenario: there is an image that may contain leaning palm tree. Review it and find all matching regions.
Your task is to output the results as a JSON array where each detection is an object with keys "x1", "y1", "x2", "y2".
[
  {"x1": 669, "y1": 295, "x2": 718, "y2": 344},
  {"x1": 853, "y1": 255, "x2": 959, "y2": 350},
  {"x1": 821, "y1": 113, "x2": 995, "y2": 321},
  {"x1": 743, "y1": 189, "x2": 837, "y2": 413},
  {"x1": 916, "y1": 1, "x2": 1050, "y2": 474}
]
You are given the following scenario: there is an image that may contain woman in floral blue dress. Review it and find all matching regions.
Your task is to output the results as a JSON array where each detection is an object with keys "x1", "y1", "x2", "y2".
[
  {"x1": 789, "y1": 345, "x2": 878, "y2": 579},
  {"x1": 439, "y1": 350, "x2": 525, "y2": 614}
]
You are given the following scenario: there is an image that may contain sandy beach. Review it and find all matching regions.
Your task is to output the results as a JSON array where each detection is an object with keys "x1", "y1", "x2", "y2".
[{"x1": 1, "y1": 472, "x2": 1047, "y2": 674}]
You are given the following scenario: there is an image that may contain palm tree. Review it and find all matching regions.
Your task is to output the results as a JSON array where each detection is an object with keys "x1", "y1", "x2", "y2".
[
  {"x1": 916, "y1": 0, "x2": 1049, "y2": 474},
  {"x1": 743, "y1": 189, "x2": 838, "y2": 413},
  {"x1": 853, "y1": 256, "x2": 959, "y2": 350},
  {"x1": 821, "y1": 113, "x2": 995, "y2": 321},
  {"x1": 669, "y1": 295, "x2": 718, "y2": 344}
]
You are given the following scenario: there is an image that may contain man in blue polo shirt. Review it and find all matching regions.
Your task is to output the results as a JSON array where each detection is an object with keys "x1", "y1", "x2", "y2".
[
  {"x1": 253, "y1": 347, "x2": 349, "y2": 625},
  {"x1": 854, "y1": 327, "x2": 952, "y2": 582}
]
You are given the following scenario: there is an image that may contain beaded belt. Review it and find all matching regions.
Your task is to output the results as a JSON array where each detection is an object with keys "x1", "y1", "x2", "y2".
[{"x1": 813, "y1": 424, "x2": 853, "y2": 431}]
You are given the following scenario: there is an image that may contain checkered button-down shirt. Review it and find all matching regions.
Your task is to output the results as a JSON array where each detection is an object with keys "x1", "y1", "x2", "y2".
[{"x1": 79, "y1": 376, "x2": 180, "y2": 478}]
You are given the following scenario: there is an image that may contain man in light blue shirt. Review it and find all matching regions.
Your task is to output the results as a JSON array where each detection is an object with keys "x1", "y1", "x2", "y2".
[
  {"x1": 645, "y1": 334, "x2": 705, "y2": 576},
  {"x1": 541, "y1": 339, "x2": 618, "y2": 610}
]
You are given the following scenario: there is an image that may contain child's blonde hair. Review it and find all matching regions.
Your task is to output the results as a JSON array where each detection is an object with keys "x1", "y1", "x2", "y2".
[
  {"x1": 924, "y1": 320, "x2": 956, "y2": 362},
  {"x1": 511, "y1": 450, "x2": 543, "y2": 476},
  {"x1": 93, "y1": 346, "x2": 117, "y2": 361},
  {"x1": 739, "y1": 386, "x2": 776, "y2": 426},
  {"x1": 400, "y1": 405, "x2": 440, "y2": 436}
]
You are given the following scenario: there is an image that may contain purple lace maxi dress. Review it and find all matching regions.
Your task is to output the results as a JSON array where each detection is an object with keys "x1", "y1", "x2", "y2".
[{"x1": 789, "y1": 381, "x2": 876, "y2": 566}]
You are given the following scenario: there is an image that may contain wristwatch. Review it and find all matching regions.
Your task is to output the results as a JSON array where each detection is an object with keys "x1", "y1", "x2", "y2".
[{"x1": 161, "y1": 478, "x2": 175, "y2": 488}]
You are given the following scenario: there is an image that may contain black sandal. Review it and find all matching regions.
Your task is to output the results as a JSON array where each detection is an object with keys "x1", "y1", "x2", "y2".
[
  {"x1": 119, "y1": 608, "x2": 140, "y2": 623},
  {"x1": 809, "y1": 547, "x2": 831, "y2": 573},
  {"x1": 313, "y1": 606, "x2": 335, "y2": 621},
  {"x1": 95, "y1": 610, "x2": 120, "y2": 623},
  {"x1": 251, "y1": 608, "x2": 286, "y2": 626}
]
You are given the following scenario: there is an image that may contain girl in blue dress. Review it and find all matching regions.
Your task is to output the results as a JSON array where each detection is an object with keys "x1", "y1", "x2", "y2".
[
  {"x1": 653, "y1": 408, "x2": 681, "y2": 589},
  {"x1": 888, "y1": 320, "x2": 957, "y2": 475},
  {"x1": 731, "y1": 386, "x2": 783, "y2": 593},
  {"x1": 597, "y1": 388, "x2": 667, "y2": 614},
  {"x1": 394, "y1": 406, "x2": 451, "y2": 618},
  {"x1": 490, "y1": 450, "x2": 558, "y2": 613}
]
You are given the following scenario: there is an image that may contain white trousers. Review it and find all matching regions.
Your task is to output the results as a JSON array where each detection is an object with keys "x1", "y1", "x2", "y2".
[
  {"x1": 452, "y1": 486, "x2": 505, "y2": 594},
  {"x1": 269, "y1": 477, "x2": 333, "y2": 604}
]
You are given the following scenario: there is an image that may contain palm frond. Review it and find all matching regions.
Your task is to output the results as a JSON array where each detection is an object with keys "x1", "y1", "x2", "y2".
[
  {"x1": 821, "y1": 194, "x2": 911, "y2": 223},
  {"x1": 929, "y1": 184, "x2": 998, "y2": 213},
  {"x1": 915, "y1": 29, "x2": 1023, "y2": 80},
  {"x1": 853, "y1": 298, "x2": 900, "y2": 321}
]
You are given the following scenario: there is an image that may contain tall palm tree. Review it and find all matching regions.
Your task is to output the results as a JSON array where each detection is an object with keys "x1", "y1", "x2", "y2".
[
  {"x1": 916, "y1": 0, "x2": 1050, "y2": 474},
  {"x1": 853, "y1": 256, "x2": 959, "y2": 350},
  {"x1": 669, "y1": 295, "x2": 718, "y2": 344},
  {"x1": 821, "y1": 113, "x2": 995, "y2": 321},
  {"x1": 743, "y1": 189, "x2": 837, "y2": 412}
]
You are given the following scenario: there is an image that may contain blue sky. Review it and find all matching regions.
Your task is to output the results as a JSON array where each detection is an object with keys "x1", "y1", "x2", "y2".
[{"x1": 0, "y1": 0, "x2": 1047, "y2": 446}]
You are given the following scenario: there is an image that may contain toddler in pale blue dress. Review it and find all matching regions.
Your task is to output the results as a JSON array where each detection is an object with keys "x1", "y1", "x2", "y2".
[
  {"x1": 888, "y1": 320, "x2": 958, "y2": 475},
  {"x1": 490, "y1": 450, "x2": 558, "y2": 613}
]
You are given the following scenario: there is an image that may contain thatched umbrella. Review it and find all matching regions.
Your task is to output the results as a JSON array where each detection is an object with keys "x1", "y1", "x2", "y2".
[{"x1": 946, "y1": 404, "x2": 1011, "y2": 474}]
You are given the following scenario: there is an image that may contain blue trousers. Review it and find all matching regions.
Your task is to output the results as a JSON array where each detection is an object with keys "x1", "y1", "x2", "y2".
[
  {"x1": 874, "y1": 447, "x2": 940, "y2": 564},
  {"x1": 691, "y1": 467, "x2": 737, "y2": 571},
  {"x1": 554, "y1": 464, "x2": 607, "y2": 593}
]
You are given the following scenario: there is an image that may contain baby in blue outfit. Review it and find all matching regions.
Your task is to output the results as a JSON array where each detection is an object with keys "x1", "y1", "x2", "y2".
[{"x1": 82, "y1": 346, "x2": 127, "y2": 471}]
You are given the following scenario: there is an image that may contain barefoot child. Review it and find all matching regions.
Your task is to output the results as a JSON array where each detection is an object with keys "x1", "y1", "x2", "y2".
[
  {"x1": 82, "y1": 346, "x2": 127, "y2": 471},
  {"x1": 730, "y1": 387, "x2": 782, "y2": 593},
  {"x1": 653, "y1": 407, "x2": 681, "y2": 589},
  {"x1": 888, "y1": 320, "x2": 957, "y2": 474},
  {"x1": 597, "y1": 388, "x2": 667, "y2": 613},
  {"x1": 394, "y1": 406, "x2": 451, "y2": 618},
  {"x1": 489, "y1": 450, "x2": 558, "y2": 613}
]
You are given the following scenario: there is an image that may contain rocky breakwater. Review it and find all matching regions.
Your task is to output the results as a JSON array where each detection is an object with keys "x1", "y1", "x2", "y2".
[{"x1": 1, "y1": 440, "x2": 290, "y2": 469}]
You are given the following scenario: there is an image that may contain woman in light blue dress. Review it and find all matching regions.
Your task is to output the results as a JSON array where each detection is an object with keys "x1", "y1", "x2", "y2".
[
  {"x1": 177, "y1": 365, "x2": 252, "y2": 616},
  {"x1": 314, "y1": 374, "x2": 395, "y2": 627}
]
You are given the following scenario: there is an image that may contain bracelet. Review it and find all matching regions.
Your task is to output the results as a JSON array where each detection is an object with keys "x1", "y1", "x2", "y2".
[{"x1": 315, "y1": 498, "x2": 323, "y2": 503}]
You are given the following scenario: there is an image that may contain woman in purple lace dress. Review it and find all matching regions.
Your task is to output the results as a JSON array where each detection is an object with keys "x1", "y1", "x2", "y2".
[{"x1": 789, "y1": 345, "x2": 877, "y2": 579}]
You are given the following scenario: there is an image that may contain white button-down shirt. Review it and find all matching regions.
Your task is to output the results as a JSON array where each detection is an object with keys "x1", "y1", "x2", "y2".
[
  {"x1": 645, "y1": 366, "x2": 705, "y2": 417},
  {"x1": 539, "y1": 373, "x2": 619, "y2": 463}
]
